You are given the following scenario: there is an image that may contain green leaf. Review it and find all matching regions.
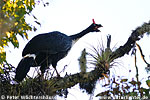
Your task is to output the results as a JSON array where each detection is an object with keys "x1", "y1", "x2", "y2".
[
  {"x1": 146, "y1": 80, "x2": 150, "y2": 87},
  {"x1": 120, "y1": 79, "x2": 128, "y2": 83},
  {"x1": 8, "y1": 34, "x2": 19, "y2": 48},
  {"x1": 129, "y1": 80, "x2": 137, "y2": 86},
  {"x1": 96, "y1": 91, "x2": 110, "y2": 97},
  {"x1": 27, "y1": 6, "x2": 33, "y2": 12},
  {"x1": 0, "y1": 50, "x2": 6, "y2": 63},
  {"x1": 0, "y1": 67, "x2": 4, "y2": 74},
  {"x1": 129, "y1": 92, "x2": 137, "y2": 96},
  {"x1": 142, "y1": 88, "x2": 150, "y2": 95}
]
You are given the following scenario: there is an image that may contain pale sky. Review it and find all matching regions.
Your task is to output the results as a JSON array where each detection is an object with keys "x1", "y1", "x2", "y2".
[{"x1": 5, "y1": 0, "x2": 150, "y2": 100}]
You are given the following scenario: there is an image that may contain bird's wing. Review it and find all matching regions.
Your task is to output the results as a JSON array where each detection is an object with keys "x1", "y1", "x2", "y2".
[{"x1": 22, "y1": 31, "x2": 72, "y2": 56}]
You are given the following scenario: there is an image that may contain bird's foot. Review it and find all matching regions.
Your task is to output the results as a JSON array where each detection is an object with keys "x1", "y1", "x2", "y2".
[{"x1": 56, "y1": 71, "x2": 61, "y2": 78}]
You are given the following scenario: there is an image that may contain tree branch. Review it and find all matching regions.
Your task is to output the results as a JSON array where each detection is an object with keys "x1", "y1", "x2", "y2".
[
  {"x1": 136, "y1": 43, "x2": 150, "y2": 66},
  {"x1": 51, "y1": 66, "x2": 104, "y2": 93},
  {"x1": 110, "y1": 21, "x2": 150, "y2": 60}
]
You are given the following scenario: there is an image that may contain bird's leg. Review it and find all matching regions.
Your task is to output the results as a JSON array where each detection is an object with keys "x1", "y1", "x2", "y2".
[
  {"x1": 40, "y1": 65, "x2": 46, "y2": 80},
  {"x1": 39, "y1": 72, "x2": 44, "y2": 81},
  {"x1": 52, "y1": 61, "x2": 60, "y2": 77},
  {"x1": 52, "y1": 62, "x2": 60, "y2": 77},
  {"x1": 54, "y1": 67, "x2": 60, "y2": 77}
]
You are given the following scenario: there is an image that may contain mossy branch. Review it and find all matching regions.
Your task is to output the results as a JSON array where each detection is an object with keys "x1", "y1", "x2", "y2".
[
  {"x1": 110, "y1": 21, "x2": 150, "y2": 60},
  {"x1": 79, "y1": 48, "x2": 87, "y2": 73},
  {"x1": 50, "y1": 66, "x2": 104, "y2": 92}
]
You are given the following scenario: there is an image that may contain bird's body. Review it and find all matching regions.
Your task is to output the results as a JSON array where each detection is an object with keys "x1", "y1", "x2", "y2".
[
  {"x1": 22, "y1": 31, "x2": 72, "y2": 57},
  {"x1": 15, "y1": 21, "x2": 102, "y2": 82},
  {"x1": 23, "y1": 31, "x2": 72, "y2": 73}
]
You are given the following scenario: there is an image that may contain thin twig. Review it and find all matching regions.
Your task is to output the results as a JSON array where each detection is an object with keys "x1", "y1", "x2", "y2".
[
  {"x1": 136, "y1": 43, "x2": 150, "y2": 66},
  {"x1": 134, "y1": 47, "x2": 139, "y2": 82}
]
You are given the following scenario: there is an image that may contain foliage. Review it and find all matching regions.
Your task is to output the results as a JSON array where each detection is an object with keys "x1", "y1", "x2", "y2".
[
  {"x1": 0, "y1": 0, "x2": 38, "y2": 69},
  {"x1": 78, "y1": 40, "x2": 114, "y2": 94},
  {"x1": 0, "y1": 64, "x2": 68, "y2": 99},
  {"x1": 88, "y1": 43, "x2": 113, "y2": 72},
  {"x1": 96, "y1": 74, "x2": 150, "y2": 99},
  {"x1": 95, "y1": 42, "x2": 150, "y2": 99}
]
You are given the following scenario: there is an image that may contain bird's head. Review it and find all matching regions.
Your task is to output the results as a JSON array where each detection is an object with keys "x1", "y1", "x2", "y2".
[
  {"x1": 69, "y1": 19, "x2": 103, "y2": 41},
  {"x1": 87, "y1": 19, "x2": 103, "y2": 32}
]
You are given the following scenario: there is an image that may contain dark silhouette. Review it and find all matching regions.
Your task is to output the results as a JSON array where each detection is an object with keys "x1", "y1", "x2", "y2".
[{"x1": 15, "y1": 20, "x2": 102, "y2": 82}]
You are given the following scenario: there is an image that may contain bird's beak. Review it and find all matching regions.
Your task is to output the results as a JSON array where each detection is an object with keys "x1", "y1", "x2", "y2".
[
  {"x1": 94, "y1": 24, "x2": 103, "y2": 32},
  {"x1": 99, "y1": 24, "x2": 103, "y2": 27}
]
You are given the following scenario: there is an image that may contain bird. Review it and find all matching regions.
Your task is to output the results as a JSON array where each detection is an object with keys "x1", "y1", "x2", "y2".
[{"x1": 15, "y1": 19, "x2": 103, "y2": 82}]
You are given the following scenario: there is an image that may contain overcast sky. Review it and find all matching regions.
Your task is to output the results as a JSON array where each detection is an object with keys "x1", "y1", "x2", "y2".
[{"x1": 6, "y1": 0, "x2": 150, "y2": 100}]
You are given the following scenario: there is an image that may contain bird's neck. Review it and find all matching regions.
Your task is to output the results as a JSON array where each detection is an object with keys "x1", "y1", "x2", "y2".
[{"x1": 69, "y1": 28, "x2": 90, "y2": 42}]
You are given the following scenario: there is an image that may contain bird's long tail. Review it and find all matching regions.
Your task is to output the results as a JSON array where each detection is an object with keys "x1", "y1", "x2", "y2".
[{"x1": 15, "y1": 56, "x2": 35, "y2": 82}]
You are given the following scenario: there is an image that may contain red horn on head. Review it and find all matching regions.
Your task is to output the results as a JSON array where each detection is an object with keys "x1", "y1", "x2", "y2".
[{"x1": 92, "y1": 19, "x2": 95, "y2": 24}]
